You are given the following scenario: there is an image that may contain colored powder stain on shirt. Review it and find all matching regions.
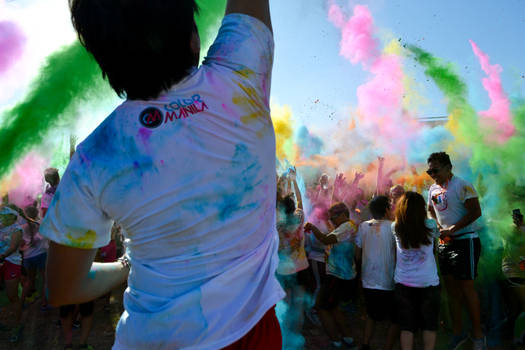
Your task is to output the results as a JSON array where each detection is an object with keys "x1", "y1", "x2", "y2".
[
  {"x1": 233, "y1": 82, "x2": 266, "y2": 124},
  {"x1": 138, "y1": 128, "x2": 153, "y2": 146},
  {"x1": 234, "y1": 67, "x2": 255, "y2": 79},
  {"x1": 217, "y1": 144, "x2": 261, "y2": 221},
  {"x1": 66, "y1": 230, "x2": 97, "y2": 249},
  {"x1": 88, "y1": 270, "x2": 96, "y2": 279}
]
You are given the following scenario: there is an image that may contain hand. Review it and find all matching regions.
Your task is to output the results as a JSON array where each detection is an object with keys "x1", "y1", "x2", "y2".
[
  {"x1": 353, "y1": 172, "x2": 364, "y2": 183},
  {"x1": 304, "y1": 222, "x2": 315, "y2": 232},
  {"x1": 334, "y1": 173, "x2": 345, "y2": 187},
  {"x1": 439, "y1": 226, "x2": 456, "y2": 238},
  {"x1": 288, "y1": 167, "x2": 296, "y2": 181}
]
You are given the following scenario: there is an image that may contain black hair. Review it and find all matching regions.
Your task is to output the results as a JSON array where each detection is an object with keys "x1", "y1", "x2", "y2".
[
  {"x1": 328, "y1": 202, "x2": 350, "y2": 219},
  {"x1": 427, "y1": 152, "x2": 452, "y2": 168},
  {"x1": 44, "y1": 168, "x2": 60, "y2": 187},
  {"x1": 369, "y1": 195, "x2": 390, "y2": 219},
  {"x1": 70, "y1": 0, "x2": 199, "y2": 100},
  {"x1": 277, "y1": 193, "x2": 296, "y2": 216},
  {"x1": 276, "y1": 193, "x2": 299, "y2": 232}
]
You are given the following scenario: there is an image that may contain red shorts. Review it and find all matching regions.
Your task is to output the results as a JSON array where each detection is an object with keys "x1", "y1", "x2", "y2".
[
  {"x1": 0, "y1": 260, "x2": 22, "y2": 281},
  {"x1": 222, "y1": 307, "x2": 282, "y2": 350}
]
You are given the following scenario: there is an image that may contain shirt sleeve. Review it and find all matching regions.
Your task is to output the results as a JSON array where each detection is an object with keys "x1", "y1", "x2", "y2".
[
  {"x1": 458, "y1": 179, "x2": 478, "y2": 203},
  {"x1": 426, "y1": 219, "x2": 440, "y2": 238},
  {"x1": 331, "y1": 220, "x2": 358, "y2": 243},
  {"x1": 40, "y1": 151, "x2": 112, "y2": 250},
  {"x1": 427, "y1": 186, "x2": 434, "y2": 210},
  {"x1": 203, "y1": 14, "x2": 274, "y2": 101}
]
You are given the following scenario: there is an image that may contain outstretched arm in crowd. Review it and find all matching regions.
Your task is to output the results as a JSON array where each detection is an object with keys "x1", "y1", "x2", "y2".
[
  {"x1": 289, "y1": 167, "x2": 303, "y2": 210},
  {"x1": 332, "y1": 173, "x2": 346, "y2": 203},
  {"x1": 304, "y1": 222, "x2": 337, "y2": 245},
  {"x1": 46, "y1": 242, "x2": 129, "y2": 306},
  {"x1": 226, "y1": 0, "x2": 272, "y2": 31},
  {"x1": 375, "y1": 156, "x2": 384, "y2": 196}
]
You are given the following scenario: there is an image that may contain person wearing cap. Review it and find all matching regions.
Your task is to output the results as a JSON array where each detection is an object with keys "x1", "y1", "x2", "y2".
[{"x1": 0, "y1": 205, "x2": 25, "y2": 342}]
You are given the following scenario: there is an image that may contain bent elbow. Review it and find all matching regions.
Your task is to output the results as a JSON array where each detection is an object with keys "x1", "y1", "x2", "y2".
[{"x1": 475, "y1": 209, "x2": 482, "y2": 220}]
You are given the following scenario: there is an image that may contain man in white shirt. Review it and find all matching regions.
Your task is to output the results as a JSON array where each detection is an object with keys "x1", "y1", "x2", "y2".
[
  {"x1": 427, "y1": 152, "x2": 485, "y2": 350},
  {"x1": 41, "y1": 1, "x2": 285, "y2": 349}
]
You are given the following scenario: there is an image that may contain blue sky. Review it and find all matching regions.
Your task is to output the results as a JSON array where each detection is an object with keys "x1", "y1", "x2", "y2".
[
  {"x1": 270, "y1": 0, "x2": 525, "y2": 130},
  {"x1": 1, "y1": 0, "x2": 524, "y2": 136}
]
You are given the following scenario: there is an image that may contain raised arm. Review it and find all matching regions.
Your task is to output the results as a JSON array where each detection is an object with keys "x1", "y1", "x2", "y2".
[
  {"x1": 226, "y1": 0, "x2": 272, "y2": 32},
  {"x1": 376, "y1": 156, "x2": 384, "y2": 196}
]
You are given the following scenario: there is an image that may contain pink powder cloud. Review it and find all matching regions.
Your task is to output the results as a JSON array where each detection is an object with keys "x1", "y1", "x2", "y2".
[
  {"x1": 328, "y1": 3, "x2": 420, "y2": 154},
  {"x1": 328, "y1": 4, "x2": 378, "y2": 65},
  {"x1": 6, "y1": 153, "x2": 48, "y2": 208},
  {"x1": 470, "y1": 40, "x2": 515, "y2": 144},
  {"x1": 0, "y1": 21, "x2": 26, "y2": 74}
]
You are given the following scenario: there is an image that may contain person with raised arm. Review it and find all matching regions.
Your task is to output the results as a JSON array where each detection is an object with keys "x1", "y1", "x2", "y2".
[{"x1": 41, "y1": 1, "x2": 284, "y2": 349}]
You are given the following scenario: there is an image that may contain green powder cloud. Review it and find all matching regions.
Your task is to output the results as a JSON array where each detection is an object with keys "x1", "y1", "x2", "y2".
[
  {"x1": 409, "y1": 45, "x2": 525, "y2": 278},
  {"x1": 0, "y1": 0, "x2": 227, "y2": 180}
]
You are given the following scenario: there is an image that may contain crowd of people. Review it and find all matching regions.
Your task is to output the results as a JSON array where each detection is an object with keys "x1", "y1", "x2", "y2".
[
  {"x1": 0, "y1": 151, "x2": 523, "y2": 349},
  {"x1": 0, "y1": 167, "x2": 124, "y2": 349},
  {"x1": 1, "y1": 0, "x2": 524, "y2": 349},
  {"x1": 276, "y1": 152, "x2": 524, "y2": 350}
]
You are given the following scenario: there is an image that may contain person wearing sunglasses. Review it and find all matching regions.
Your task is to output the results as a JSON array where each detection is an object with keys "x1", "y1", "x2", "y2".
[{"x1": 426, "y1": 152, "x2": 484, "y2": 350}]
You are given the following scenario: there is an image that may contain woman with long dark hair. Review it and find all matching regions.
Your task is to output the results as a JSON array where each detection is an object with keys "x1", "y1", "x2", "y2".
[{"x1": 392, "y1": 191, "x2": 440, "y2": 350}]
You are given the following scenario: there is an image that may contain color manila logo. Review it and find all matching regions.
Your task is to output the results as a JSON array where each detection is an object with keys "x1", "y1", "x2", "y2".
[{"x1": 139, "y1": 107, "x2": 163, "y2": 129}]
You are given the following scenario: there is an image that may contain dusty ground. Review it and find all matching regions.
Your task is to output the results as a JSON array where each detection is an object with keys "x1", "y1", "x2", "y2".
[{"x1": 0, "y1": 283, "x2": 519, "y2": 350}]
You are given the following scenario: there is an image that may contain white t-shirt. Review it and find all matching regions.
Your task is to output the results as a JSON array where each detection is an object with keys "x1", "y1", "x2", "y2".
[
  {"x1": 355, "y1": 219, "x2": 395, "y2": 290},
  {"x1": 325, "y1": 220, "x2": 358, "y2": 280},
  {"x1": 428, "y1": 176, "x2": 480, "y2": 238},
  {"x1": 41, "y1": 14, "x2": 284, "y2": 350},
  {"x1": 21, "y1": 222, "x2": 48, "y2": 259},
  {"x1": 393, "y1": 219, "x2": 440, "y2": 287}
]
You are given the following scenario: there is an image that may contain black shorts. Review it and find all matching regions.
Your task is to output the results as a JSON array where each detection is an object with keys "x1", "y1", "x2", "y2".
[
  {"x1": 317, "y1": 275, "x2": 357, "y2": 310},
  {"x1": 363, "y1": 288, "x2": 396, "y2": 323},
  {"x1": 394, "y1": 283, "x2": 441, "y2": 333},
  {"x1": 438, "y1": 237, "x2": 481, "y2": 280}
]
